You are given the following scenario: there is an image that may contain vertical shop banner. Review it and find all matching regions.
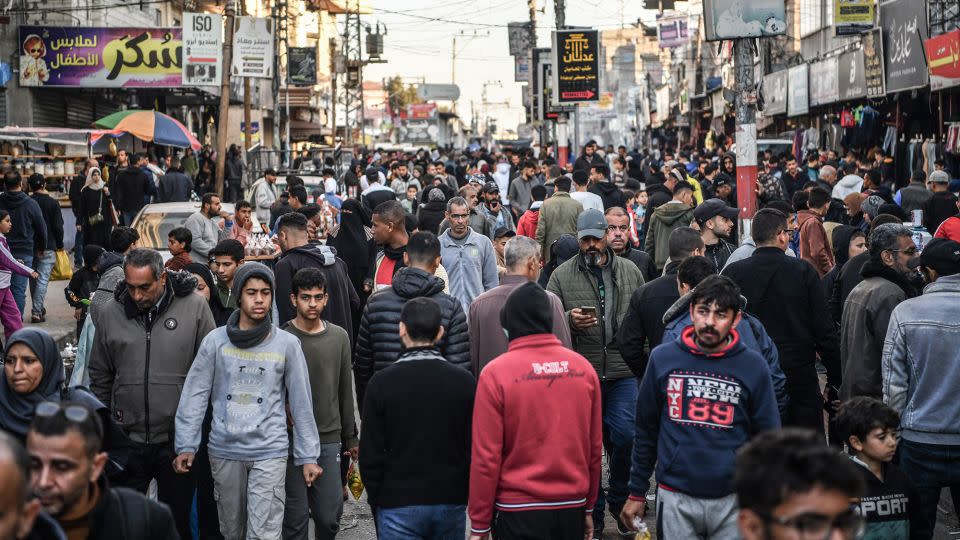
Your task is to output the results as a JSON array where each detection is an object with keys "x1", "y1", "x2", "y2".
[
  {"x1": 763, "y1": 69, "x2": 788, "y2": 115},
  {"x1": 879, "y1": 0, "x2": 928, "y2": 94},
  {"x1": 702, "y1": 0, "x2": 786, "y2": 41},
  {"x1": 658, "y1": 15, "x2": 690, "y2": 48},
  {"x1": 508, "y1": 22, "x2": 531, "y2": 56},
  {"x1": 287, "y1": 47, "x2": 317, "y2": 86},
  {"x1": 834, "y1": 0, "x2": 874, "y2": 36},
  {"x1": 18, "y1": 26, "x2": 182, "y2": 87},
  {"x1": 809, "y1": 57, "x2": 839, "y2": 106},
  {"x1": 838, "y1": 49, "x2": 867, "y2": 100},
  {"x1": 787, "y1": 64, "x2": 809, "y2": 117},
  {"x1": 551, "y1": 29, "x2": 600, "y2": 104},
  {"x1": 926, "y1": 29, "x2": 960, "y2": 91},
  {"x1": 183, "y1": 13, "x2": 222, "y2": 86},
  {"x1": 231, "y1": 17, "x2": 274, "y2": 78},
  {"x1": 862, "y1": 29, "x2": 886, "y2": 97}
]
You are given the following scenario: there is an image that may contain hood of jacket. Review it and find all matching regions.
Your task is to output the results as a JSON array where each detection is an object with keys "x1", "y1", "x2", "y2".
[
  {"x1": 97, "y1": 251, "x2": 124, "y2": 274},
  {"x1": 281, "y1": 243, "x2": 337, "y2": 266},
  {"x1": 114, "y1": 268, "x2": 197, "y2": 320},
  {"x1": 654, "y1": 201, "x2": 695, "y2": 225},
  {"x1": 662, "y1": 291, "x2": 750, "y2": 325},
  {"x1": 392, "y1": 266, "x2": 445, "y2": 299},
  {"x1": 833, "y1": 174, "x2": 864, "y2": 200},
  {"x1": 860, "y1": 257, "x2": 917, "y2": 298},
  {"x1": 646, "y1": 182, "x2": 672, "y2": 198},
  {"x1": 0, "y1": 190, "x2": 30, "y2": 209},
  {"x1": 592, "y1": 181, "x2": 620, "y2": 197},
  {"x1": 831, "y1": 225, "x2": 861, "y2": 267}
]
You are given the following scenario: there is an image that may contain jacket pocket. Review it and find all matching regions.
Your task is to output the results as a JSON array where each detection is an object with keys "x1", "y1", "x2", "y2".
[
  {"x1": 147, "y1": 373, "x2": 187, "y2": 435},
  {"x1": 112, "y1": 382, "x2": 146, "y2": 430}
]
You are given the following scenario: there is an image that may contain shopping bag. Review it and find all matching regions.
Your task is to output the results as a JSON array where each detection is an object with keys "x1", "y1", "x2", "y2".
[
  {"x1": 50, "y1": 249, "x2": 73, "y2": 281},
  {"x1": 346, "y1": 459, "x2": 364, "y2": 500}
]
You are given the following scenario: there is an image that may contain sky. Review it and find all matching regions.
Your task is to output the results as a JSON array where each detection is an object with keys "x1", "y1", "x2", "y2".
[{"x1": 363, "y1": 0, "x2": 657, "y2": 137}]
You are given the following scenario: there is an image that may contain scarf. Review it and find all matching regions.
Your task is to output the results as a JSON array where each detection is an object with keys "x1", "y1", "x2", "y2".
[
  {"x1": 225, "y1": 309, "x2": 272, "y2": 349},
  {"x1": 0, "y1": 328, "x2": 65, "y2": 436},
  {"x1": 860, "y1": 257, "x2": 918, "y2": 299},
  {"x1": 83, "y1": 167, "x2": 105, "y2": 190},
  {"x1": 383, "y1": 243, "x2": 407, "y2": 262}
]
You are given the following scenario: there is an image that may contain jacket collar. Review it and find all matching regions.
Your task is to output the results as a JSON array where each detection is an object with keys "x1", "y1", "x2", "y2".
[
  {"x1": 396, "y1": 346, "x2": 446, "y2": 363},
  {"x1": 923, "y1": 273, "x2": 960, "y2": 295},
  {"x1": 551, "y1": 191, "x2": 571, "y2": 199},
  {"x1": 860, "y1": 257, "x2": 917, "y2": 299},
  {"x1": 506, "y1": 333, "x2": 562, "y2": 351},
  {"x1": 119, "y1": 279, "x2": 173, "y2": 321},
  {"x1": 498, "y1": 274, "x2": 529, "y2": 287}
]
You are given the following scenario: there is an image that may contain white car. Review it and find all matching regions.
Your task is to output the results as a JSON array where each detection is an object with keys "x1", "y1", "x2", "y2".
[{"x1": 131, "y1": 201, "x2": 260, "y2": 262}]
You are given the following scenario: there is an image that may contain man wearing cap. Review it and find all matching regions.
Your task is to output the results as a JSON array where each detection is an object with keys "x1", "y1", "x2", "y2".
[
  {"x1": 439, "y1": 196, "x2": 499, "y2": 311},
  {"x1": 644, "y1": 182, "x2": 695, "y2": 271},
  {"x1": 922, "y1": 169, "x2": 957, "y2": 232},
  {"x1": 536, "y1": 175, "x2": 583, "y2": 265},
  {"x1": 882, "y1": 238, "x2": 960, "y2": 537},
  {"x1": 250, "y1": 168, "x2": 279, "y2": 224},
  {"x1": 546, "y1": 208, "x2": 644, "y2": 537},
  {"x1": 477, "y1": 182, "x2": 515, "y2": 233},
  {"x1": 695, "y1": 198, "x2": 739, "y2": 271}
]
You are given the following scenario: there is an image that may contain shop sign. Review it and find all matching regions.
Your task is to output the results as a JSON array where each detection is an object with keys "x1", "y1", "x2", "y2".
[
  {"x1": 514, "y1": 55, "x2": 530, "y2": 83},
  {"x1": 399, "y1": 118, "x2": 436, "y2": 144},
  {"x1": 288, "y1": 47, "x2": 317, "y2": 86},
  {"x1": 182, "y1": 13, "x2": 221, "y2": 86},
  {"x1": 925, "y1": 29, "x2": 960, "y2": 91},
  {"x1": 231, "y1": 17, "x2": 273, "y2": 79},
  {"x1": 18, "y1": 26, "x2": 182, "y2": 87},
  {"x1": 834, "y1": 0, "x2": 874, "y2": 36},
  {"x1": 879, "y1": 0, "x2": 929, "y2": 94},
  {"x1": 702, "y1": 0, "x2": 786, "y2": 41},
  {"x1": 838, "y1": 49, "x2": 867, "y2": 100},
  {"x1": 809, "y1": 57, "x2": 839, "y2": 106},
  {"x1": 407, "y1": 103, "x2": 437, "y2": 120},
  {"x1": 787, "y1": 63, "x2": 809, "y2": 117},
  {"x1": 508, "y1": 22, "x2": 531, "y2": 57},
  {"x1": 551, "y1": 29, "x2": 600, "y2": 104},
  {"x1": 862, "y1": 29, "x2": 886, "y2": 97},
  {"x1": 658, "y1": 15, "x2": 689, "y2": 48},
  {"x1": 763, "y1": 69, "x2": 788, "y2": 115}
]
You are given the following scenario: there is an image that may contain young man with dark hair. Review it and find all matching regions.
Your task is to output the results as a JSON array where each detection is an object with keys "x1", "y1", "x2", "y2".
[
  {"x1": 209, "y1": 238, "x2": 245, "y2": 310},
  {"x1": 281, "y1": 268, "x2": 357, "y2": 540},
  {"x1": 361, "y1": 297, "x2": 476, "y2": 538},
  {"x1": 734, "y1": 429, "x2": 865, "y2": 540},
  {"x1": 0, "y1": 171, "x2": 46, "y2": 316},
  {"x1": 644, "y1": 182, "x2": 695, "y2": 271},
  {"x1": 535, "y1": 175, "x2": 584, "y2": 264},
  {"x1": 508, "y1": 159, "x2": 543, "y2": 216},
  {"x1": 797, "y1": 186, "x2": 835, "y2": 277},
  {"x1": 229, "y1": 199, "x2": 257, "y2": 247},
  {"x1": 27, "y1": 173, "x2": 62, "y2": 323},
  {"x1": 164, "y1": 226, "x2": 193, "y2": 271},
  {"x1": 622, "y1": 275, "x2": 781, "y2": 536},
  {"x1": 184, "y1": 192, "x2": 228, "y2": 263},
  {"x1": 694, "y1": 198, "x2": 739, "y2": 271},
  {"x1": 175, "y1": 263, "x2": 321, "y2": 540},
  {"x1": 368, "y1": 200, "x2": 410, "y2": 292},
  {"x1": 26, "y1": 402, "x2": 179, "y2": 540}
]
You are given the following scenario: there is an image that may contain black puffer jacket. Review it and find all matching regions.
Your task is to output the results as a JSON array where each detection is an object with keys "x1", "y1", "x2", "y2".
[{"x1": 354, "y1": 267, "x2": 470, "y2": 405}]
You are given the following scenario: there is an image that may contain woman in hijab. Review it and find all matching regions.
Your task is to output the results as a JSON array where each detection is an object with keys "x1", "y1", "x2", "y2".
[
  {"x1": 77, "y1": 167, "x2": 112, "y2": 250},
  {"x1": 184, "y1": 262, "x2": 232, "y2": 327},
  {"x1": 327, "y1": 198, "x2": 373, "y2": 298},
  {"x1": 822, "y1": 225, "x2": 867, "y2": 327}
]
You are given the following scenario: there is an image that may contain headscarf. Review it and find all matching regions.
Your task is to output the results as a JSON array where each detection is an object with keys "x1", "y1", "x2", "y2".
[
  {"x1": 327, "y1": 198, "x2": 372, "y2": 294},
  {"x1": 83, "y1": 167, "x2": 105, "y2": 190},
  {"x1": 0, "y1": 328, "x2": 66, "y2": 436}
]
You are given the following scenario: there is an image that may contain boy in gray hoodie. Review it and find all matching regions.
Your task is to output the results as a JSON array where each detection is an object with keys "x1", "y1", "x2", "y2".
[{"x1": 174, "y1": 263, "x2": 321, "y2": 540}]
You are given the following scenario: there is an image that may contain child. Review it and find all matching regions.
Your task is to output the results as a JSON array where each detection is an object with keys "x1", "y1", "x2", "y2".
[
  {"x1": 0, "y1": 210, "x2": 38, "y2": 338},
  {"x1": 401, "y1": 184, "x2": 419, "y2": 214},
  {"x1": 65, "y1": 245, "x2": 105, "y2": 338},
  {"x1": 836, "y1": 397, "x2": 923, "y2": 539},
  {"x1": 164, "y1": 226, "x2": 193, "y2": 271}
]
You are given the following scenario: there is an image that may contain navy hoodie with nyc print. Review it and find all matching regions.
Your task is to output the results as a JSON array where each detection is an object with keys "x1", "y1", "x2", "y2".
[{"x1": 628, "y1": 326, "x2": 781, "y2": 500}]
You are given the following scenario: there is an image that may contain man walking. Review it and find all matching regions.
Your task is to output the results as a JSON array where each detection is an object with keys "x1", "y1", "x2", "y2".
[
  {"x1": 546, "y1": 208, "x2": 644, "y2": 536},
  {"x1": 571, "y1": 170, "x2": 605, "y2": 213},
  {"x1": 184, "y1": 193, "x2": 228, "y2": 263},
  {"x1": 0, "y1": 172, "x2": 46, "y2": 316},
  {"x1": 250, "y1": 168, "x2": 278, "y2": 224},
  {"x1": 605, "y1": 206, "x2": 657, "y2": 282},
  {"x1": 469, "y1": 282, "x2": 602, "y2": 539},
  {"x1": 507, "y1": 159, "x2": 542, "y2": 215},
  {"x1": 27, "y1": 174, "x2": 63, "y2": 323},
  {"x1": 797, "y1": 187, "x2": 835, "y2": 277},
  {"x1": 535, "y1": 175, "x2": 583, "y2": 264},
  {"x1": 694, "y1": 198, "x2": 738, "y2": 271},
  {"x1": 174, "y1": 263, "x2": 321, "y2": 540},
  {"x1": 645, "y1": 182, "x2": 695, "y2": 271},
  {"x1": 439, "y1": 197, "x2": 499, "y2": 311},
  {"x1": 89, "y1": 248, "x2": 215, "y2": 540},
  {"x1": 621, "y1": 276, "x2": 781, "y2": 537},
  {"x1": 157, "y1": 157, "x2": 193, "y2": 202},
  {"x1": 361, "y1": 297, "x2": 476, "y2": 539},
  {"x1": 113, "y1": 152, "x2": 154, "y2": 225}
]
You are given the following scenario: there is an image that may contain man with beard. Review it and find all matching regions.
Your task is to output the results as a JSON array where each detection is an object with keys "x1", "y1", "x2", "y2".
[
  {"x1": 605, "y1": 207, "x2": 656, "y2": 282},
  {"x1": 621, "y1": 276, "x2": 780, "y2": 537},
  {"x1": 0, "y1": 432, "x2": 58, "y2": 540},
  {"x1": 508, "y1": 160, "x2": 543, "y2": 216},
  {"x1": 839, "y1": 224, "x2": 917, "y2": 401},
  {"x1": 184, "y1": 193, "x2": 229, "y2": 263},
  {"x1": 478, "y1": 182, "x2": 515, "y2": 233},
  {"x1": 695, "y1": 198, "x2": 739, "y2": 271},
  {"x1": 26, "y1": 403, "x2": 178, "y2": 540},
  {"x1": 573, "y1": 140, "x2": 605, "y2": 173},
  {"x1": 781, "y1": 157, "x2": 805, "y2": 197}
]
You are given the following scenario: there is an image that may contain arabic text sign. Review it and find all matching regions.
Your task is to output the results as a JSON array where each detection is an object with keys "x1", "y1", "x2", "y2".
[
  {"x1": 552, "y1": 29, "x2": 600, "y2": 104},
  {"x1": 18, "y1": 26, "x2": 182, "y2": 87},
  {"x1": 834, "y1": 0, "x2": 874, "y2": 36},
  {"x1": 508, "y1": 22, "x2": 531, "y2": 56},
  {"x1": 787, "y1": 63, "x2": 809, "y2": 117},
  {"x1": 926, "y1": 29, "x2": 960, "y2": 91},
  {"x1": 838, "y1": 49, "x2": 867, "y2": 100},
  {"x1": 880, "y1": 0, "x2": 928, "y2": 93},
  {"x1": 182, "y1": 13, "x2": 221, "y2": 86},
  {"x1": 232, "y1": 17, "x2": 273, "y2": 78},
  {"x1": 658, "y1": 17, "x2": 689, "y2": 48},
  {"x1": 763, "y1": 70, "x2": 788, "y2": 115},
  {"x1": 288, "y1": 47, "x2": 317, "y2": 86},
  {"x1": 862, "y1": 29, "x2": 886, "y2": 97},
  {"x1": 809, "y1": 57, "x2": 839, "y2": 106}
]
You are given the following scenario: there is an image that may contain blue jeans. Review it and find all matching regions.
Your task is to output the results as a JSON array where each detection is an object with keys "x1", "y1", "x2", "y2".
[
  {"x1": 593, "y1": 377, "x2": 638, "y2": 522},
  {"x1": 375, "y1": 504, "x2": 466, "y2": 540},
  {"x1": 10, "y1": 252, "x2": 32, "y2": 317},
  {"x1": 30, "y1": 250, "x2": 56, "y2": 315},
  {"x1": 898, "y1": 439, "x2": 960, "y2": 540}
]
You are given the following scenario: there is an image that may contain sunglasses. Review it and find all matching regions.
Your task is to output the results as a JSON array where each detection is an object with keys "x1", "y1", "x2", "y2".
[
  {"x1": 35, "y1": 401, "x2": 91, "y2": 423},
  {"x1": 29, "y1": 48, "x2": 42, "y2": 53}
]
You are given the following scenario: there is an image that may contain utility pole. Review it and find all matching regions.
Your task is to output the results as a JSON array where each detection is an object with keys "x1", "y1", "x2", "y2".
[
  {"x1": 215, "y1": 0, "x2": 236, "y2": 198},
  {"x1": 733, "y1": 38, "x2": 758, "y2": 233},
  {"x1": 329, "y1": 37, "x2": 337, "y2": 144},
  {"x1": 528, "y1": 0, "x2": 537, "y2": 147},
  {"x1": 554, "y1": 0, "x2": 569, "y2": 166},
  {"x1": 241, "y1": 1, "x2": 252, "y2": 151}
]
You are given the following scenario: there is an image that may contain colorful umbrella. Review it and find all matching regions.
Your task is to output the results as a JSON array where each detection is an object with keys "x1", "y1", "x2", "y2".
[{"x1": 94, "y1": 110, "x2": 201, "y2": 150}]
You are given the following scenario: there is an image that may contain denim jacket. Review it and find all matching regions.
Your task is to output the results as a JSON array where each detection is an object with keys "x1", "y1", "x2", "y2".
[{"x1": 882, "y1": 274, "x2": 960, "y2": 445}]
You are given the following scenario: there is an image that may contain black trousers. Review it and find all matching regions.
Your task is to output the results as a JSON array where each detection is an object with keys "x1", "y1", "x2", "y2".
[
  {"x1": 114, "y1": 441, "x2": 195, "y2": 540},
  {"x1": 493, "y1": 507, "x2": 585, "y2": 540}
]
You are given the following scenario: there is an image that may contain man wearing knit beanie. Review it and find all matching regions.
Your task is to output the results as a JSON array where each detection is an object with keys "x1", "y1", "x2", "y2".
[
  {"x1": 469, "y1": 281, "x2": 603, "y2": 540},
  {"x1": 175, "y1": 262, "x2": 322, "y2": 540}
]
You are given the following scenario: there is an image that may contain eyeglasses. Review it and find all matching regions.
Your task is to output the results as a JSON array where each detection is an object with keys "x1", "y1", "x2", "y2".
[
  {"x1": 35, "y1": 401, "x2": 91, "y2": 423},
  {"x1": 29, "y1": 48, "x2": 42, "y2": 53},
  {"x1": 449, "y1": 213, "x2": 470, "y2": 221},
  {"x1": 762, "y1": 509, "x2": 865, "y2": 540},
  {"x1": 887, "y1": 247, "x2": 918, "y2": 256}
]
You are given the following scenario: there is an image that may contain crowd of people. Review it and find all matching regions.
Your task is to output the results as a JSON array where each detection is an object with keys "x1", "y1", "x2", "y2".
[{"x1": 0, "y1": 137, "x2": 959, "y2": 540}]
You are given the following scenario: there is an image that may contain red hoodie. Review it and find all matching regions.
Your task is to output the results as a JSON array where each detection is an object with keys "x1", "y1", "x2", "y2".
[{"x1": 468, "y1": 334, "x2": 602, "y2": 535}]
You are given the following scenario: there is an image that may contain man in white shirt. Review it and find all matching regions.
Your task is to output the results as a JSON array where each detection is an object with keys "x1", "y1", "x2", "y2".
[
  {"x1": 250, "y1": 168, "x2": 278, "y2": 223},
  {"x1": 570, "y1": 170, "x2": 604, "y2": 213}
]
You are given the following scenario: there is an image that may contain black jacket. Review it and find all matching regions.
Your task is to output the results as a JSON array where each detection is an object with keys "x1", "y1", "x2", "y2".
[
  {"x1": 417, "y1": 201, "x2": 447, "y2": 235},
  {"x1": 589, "y1": 181, "x2": 626, "y2": 210},
  {"x1": 0, "y1": 191, "x2": 46, "y2": 254},
  {"x1": 157, "y1": 171, "x2": 193, "y2": 203},
  {"x1": 838, "y1": 251, "x2": 870, "y2": 308},
  {"x1": 644, "y1": 182, "x2": 673, "y2": 213},
  {"x1": 704, "y1": 239, "x2": 736, "y2": 272},
  {"x1": 354, "y1": 267, "x2": 470, "y2": 403},
  {"x1": 84, "y1": 476, "x2": 179, "y2": 540},
  {"x1": 31, "y1": 192, "x2": 64, "y2": 250},
  {"x1": 618, "y1": 245, "x2": 658, "y2": 283},
  {"x1": 573, "y1": 152, "x2": 604, "y2": 172},
  {"x1": 24, "y1": 513, "x2": 66, "y2": 540},
  {"x1": 275, "y1": 244, "x2": 360, "y2": 337},
  {"x1": 617, "y1": 260, "x2": 680, "y2": 377},
  {"x1": 923, "y1": 190, "x2": 958, "y2": 232},
  {"x1": 723, "y1": 247, "x2": 841, "y2": 387},
  {"x1": 113, "y1": 167, "x2": 153, "y2": 213}
]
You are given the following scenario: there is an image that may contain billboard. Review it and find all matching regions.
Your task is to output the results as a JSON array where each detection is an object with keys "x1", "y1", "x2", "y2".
[
  {"x1": 809, "y1": 57, "x2": 839, "y2": 106},
  {"x1": 702, "y1": 0, "x2": 786, "y2": 41},
  {"x1": 658, "y1": 16, "x2": 690, "y2": 48},
  {"x1": 926, "y1": 29, "x2": 960, "y2": 91},
  {"x1": 232, "y1": 17, "x2": 274, "y2": 78},
  {"x1": 880, "y1": 0, "x2": 929, "y2": 93},
  {"x1": 551, "y1": 29, "x2": 600, "y2": 104},
  {"x1": 787, "y1": 63, "x2": 809, "y2": 117},
  {"x1": 288, "y1": 47, "x2": 317, "y2": 86},
  {"x1": 762, "y1": 69, "x2": 788, "y2": 115},
  {"x1": 183, "y1": 13, "x2": 222, "y2": 86},
  {"x1": 507, "y1": 22, "x2": 531, "y2": 56},
  {"x1": 838, "y1": 49, "x2": 867, "y2": 100},
  {"x1": 18, "y1": 26, "x2": 182, "y2": 87},
  {"x1": 834, "y1": 0, "x2": 874, "y2": 36}
]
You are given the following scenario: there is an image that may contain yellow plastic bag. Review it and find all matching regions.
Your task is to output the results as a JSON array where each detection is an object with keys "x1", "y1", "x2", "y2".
[
  {"x1": 346, "y1": 459, "x2": 364, "y2": 500},
  {"x1": 50, "y1": 250, "x2": 73, "y2": 281}
]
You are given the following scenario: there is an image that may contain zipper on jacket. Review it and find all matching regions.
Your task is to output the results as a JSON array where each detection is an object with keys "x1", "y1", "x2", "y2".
[{"x1": 144, "y1": 325, "x2": 152, "y2": 444}]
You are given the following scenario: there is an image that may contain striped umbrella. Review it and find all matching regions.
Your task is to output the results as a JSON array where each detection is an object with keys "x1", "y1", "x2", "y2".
[{"x1": 94, "y1": 109, "x2": 201, "y2": 150}]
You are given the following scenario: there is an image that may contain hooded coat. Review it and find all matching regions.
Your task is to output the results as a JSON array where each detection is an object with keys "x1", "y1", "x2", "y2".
[
  {"x1": 822, "y1": 226, "x2": 862, "y2": 326},
  {"x1": 643, "y1": 201, "x2": 695, "y2": 270},
  {"x1": 0, "y1": 190, "x2": 46, "y2": 254},
  {"x1": 589, "y1": 180, "x2": 627, "y2": 210},
  {"x1": 274, "y1": 243, "x2": 360, "y2": 337}
]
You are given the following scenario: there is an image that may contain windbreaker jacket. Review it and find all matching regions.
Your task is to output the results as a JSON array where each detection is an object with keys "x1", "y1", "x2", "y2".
[
  {"x1": 89, "y1": 271, "x2": 215, "y2": 444},
  {"x1": 439, "y1": 228, "x2": 499, "y2": 311},
  {"x1": 535, "y1": 192, "x2": 583, "y2": 264},
  {"x1": 797, "y1": 210, "x2": 834, "y2": 278},
  {"x1": 643, "y1": 201, "x2": 694, "y2": 270}
]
